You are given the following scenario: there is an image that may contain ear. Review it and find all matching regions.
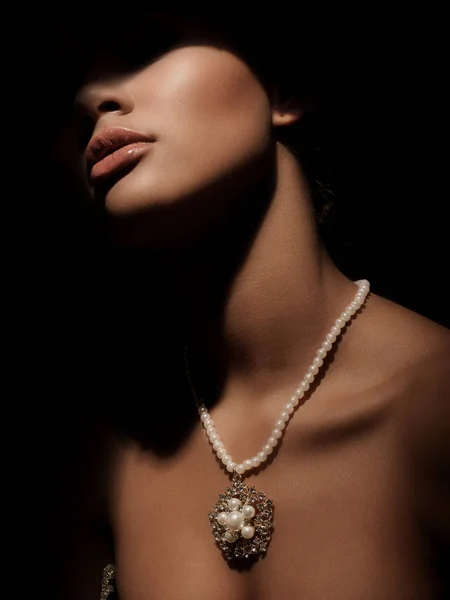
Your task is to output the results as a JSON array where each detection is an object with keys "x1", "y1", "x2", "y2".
[{"x1": 271, "y1": 91, "x2": 305, "y2": 127}]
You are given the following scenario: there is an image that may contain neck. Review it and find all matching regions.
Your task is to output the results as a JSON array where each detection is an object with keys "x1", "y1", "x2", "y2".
[{"x1": 156, "y1": 144, "x2": 357, "y2": 404}]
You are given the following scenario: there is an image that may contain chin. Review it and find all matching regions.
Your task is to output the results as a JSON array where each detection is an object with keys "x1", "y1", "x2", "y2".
[
  {"x1": 103, "y1": 196, "x2": 152, "y2": 217},
  {"x1": 98, "y1": 179, "x2": 165, "y2": 215},
  {"x1": 101, "y1": 189, "x2": 197, "y2": 249},
  {"x1": 97, "y1": 167, "x2": 240, "y2": 248},
  {"x1": 103, "y1": 188, "x2": 185, "y2": 219}
]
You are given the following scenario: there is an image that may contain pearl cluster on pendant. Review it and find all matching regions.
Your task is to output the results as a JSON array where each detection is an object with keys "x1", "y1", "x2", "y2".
[
  {"x1": 216, "y1": 497, "x2": 257, "y2": 542},
  {"x1": 199, "y1": 279, "x2": 370, "y2": 476}
]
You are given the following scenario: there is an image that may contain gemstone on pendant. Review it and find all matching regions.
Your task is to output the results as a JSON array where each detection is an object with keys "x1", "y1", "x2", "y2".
[{"x1": 209, "y1": 477, "x2": 274, "y2": 562}]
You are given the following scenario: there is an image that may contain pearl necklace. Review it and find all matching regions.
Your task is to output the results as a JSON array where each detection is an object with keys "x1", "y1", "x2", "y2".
[{"x1": 185, "y1": 279, "x2": 370, "y2": 562}]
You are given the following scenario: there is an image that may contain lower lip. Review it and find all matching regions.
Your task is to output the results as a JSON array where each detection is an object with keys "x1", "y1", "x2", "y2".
[{"x1": 90, "y1": 142, "x2": 154, "y2": 181}]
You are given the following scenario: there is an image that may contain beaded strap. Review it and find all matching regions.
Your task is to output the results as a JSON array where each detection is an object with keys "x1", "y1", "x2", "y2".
[{"x1": 101, "y1": 564, "x2": 116, "y2": 600}]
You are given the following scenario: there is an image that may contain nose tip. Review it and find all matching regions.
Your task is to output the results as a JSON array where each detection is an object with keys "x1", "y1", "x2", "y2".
[
  {"x1": 75, "y1": 90, "x2": 124, "y2": 119},
  {"x1": 95, "y1": 99, "x2": 122, "y2": 114},
  {"x1": 74, "y1": 79, "x2": 133, "y2": 120}
]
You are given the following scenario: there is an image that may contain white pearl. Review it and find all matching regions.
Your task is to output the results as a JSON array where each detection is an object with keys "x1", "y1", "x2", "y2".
[
  {"x1": 228, "y1": 498, "x2": 241, "y2": 511},
  {"x1": 224, "y1": 530, "x2": 237, "y2": 543},
  {"x1": 226, "y1": 510, "x2": 245, "y2": 531},
  {"x1": 242, "y1": 505, "x2": 256, "y2": 519},
  {"x1": 216, "y1": 512, "x2": 228, "y2": 526},
  {"x1": 241, "y1": 525, "x2": 255, "y2": 539},
  {"x1": 196, "y1": 280, "x2": 370, "y2": 483}
]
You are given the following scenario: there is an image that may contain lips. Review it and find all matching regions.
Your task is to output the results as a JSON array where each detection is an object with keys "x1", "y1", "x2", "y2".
[{"x1": 86, "y1": 127, "x2": 155, "y2": 182}]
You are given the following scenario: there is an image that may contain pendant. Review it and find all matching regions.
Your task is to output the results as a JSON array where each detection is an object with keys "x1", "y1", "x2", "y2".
[{"x1": 209, "y1": 473, "x2": 274, "y2": 561}]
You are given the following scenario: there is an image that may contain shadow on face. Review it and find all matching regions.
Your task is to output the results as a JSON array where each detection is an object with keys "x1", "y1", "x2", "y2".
[{"x1": 53, "y1": 13, "x2": 286, "y2": 250}]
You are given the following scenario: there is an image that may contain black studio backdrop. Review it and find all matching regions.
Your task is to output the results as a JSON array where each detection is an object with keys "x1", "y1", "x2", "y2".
[{"x1": 326, "y1": 12, "x2": 449, "y2": 328}]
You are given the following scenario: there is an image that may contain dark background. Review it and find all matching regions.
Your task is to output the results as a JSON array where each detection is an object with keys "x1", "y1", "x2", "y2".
[{"x1": 12, "y1": 6, "x2": 448, "y2": 599}]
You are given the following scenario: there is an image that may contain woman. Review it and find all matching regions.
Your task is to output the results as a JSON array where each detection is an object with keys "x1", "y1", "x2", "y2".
[{"x1": 50, "y1": 8, "x2": 449, "y2": 600}]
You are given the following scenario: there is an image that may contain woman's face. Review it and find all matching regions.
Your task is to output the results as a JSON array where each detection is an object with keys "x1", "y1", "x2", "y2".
[{"x1": 68, "y1": 15, "x2": 278, "y2": 245}]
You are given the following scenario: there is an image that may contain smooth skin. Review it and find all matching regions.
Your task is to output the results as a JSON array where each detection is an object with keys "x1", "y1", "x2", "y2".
[{"x1": 59, "y1": 14, "x2": 450, "y2": 600}]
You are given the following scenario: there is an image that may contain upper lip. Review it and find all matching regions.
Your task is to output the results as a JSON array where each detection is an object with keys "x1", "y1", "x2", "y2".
[{"x1": 85, "y1": 127, "x2": 155, "y2": 172}]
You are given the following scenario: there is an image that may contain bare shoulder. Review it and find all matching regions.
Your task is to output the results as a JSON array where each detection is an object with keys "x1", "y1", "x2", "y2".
[
  {"x1": 330, "y1": 287, "x2": 450, "y2": 433},
  {"x1": 357, "y1": 290, "x2": 449, "y2": 406},
  {"x1": 350, "y1": 290, "x2": 449, "y2": 389},
  {"x1": 362, "y1": 291, "x2": 449, "y2": 363},
  {"x1": 359, "y1": 292, "x2": 450, "y2": 538},
  {"x1": 370, "y1": 292, "x2": 450, "y2": 443}
]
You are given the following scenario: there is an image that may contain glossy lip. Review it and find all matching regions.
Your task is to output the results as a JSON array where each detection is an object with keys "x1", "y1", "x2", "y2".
[{"x1": 86, "y1": 127, "x2": 156, "y2": 181}]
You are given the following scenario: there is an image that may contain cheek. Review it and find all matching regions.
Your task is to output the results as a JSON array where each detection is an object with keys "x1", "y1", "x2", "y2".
[
  {"x1": 103, "y1": 49, "x2": 274, "y2": 216},
  {"x1": 138, "y1": 48, "x2": 272, "y2": 164}
]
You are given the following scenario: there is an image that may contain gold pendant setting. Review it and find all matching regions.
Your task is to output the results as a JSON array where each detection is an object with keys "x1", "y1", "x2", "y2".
[{"x1": 209, "y1": 473, "x2": 274, "y2": 561}]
